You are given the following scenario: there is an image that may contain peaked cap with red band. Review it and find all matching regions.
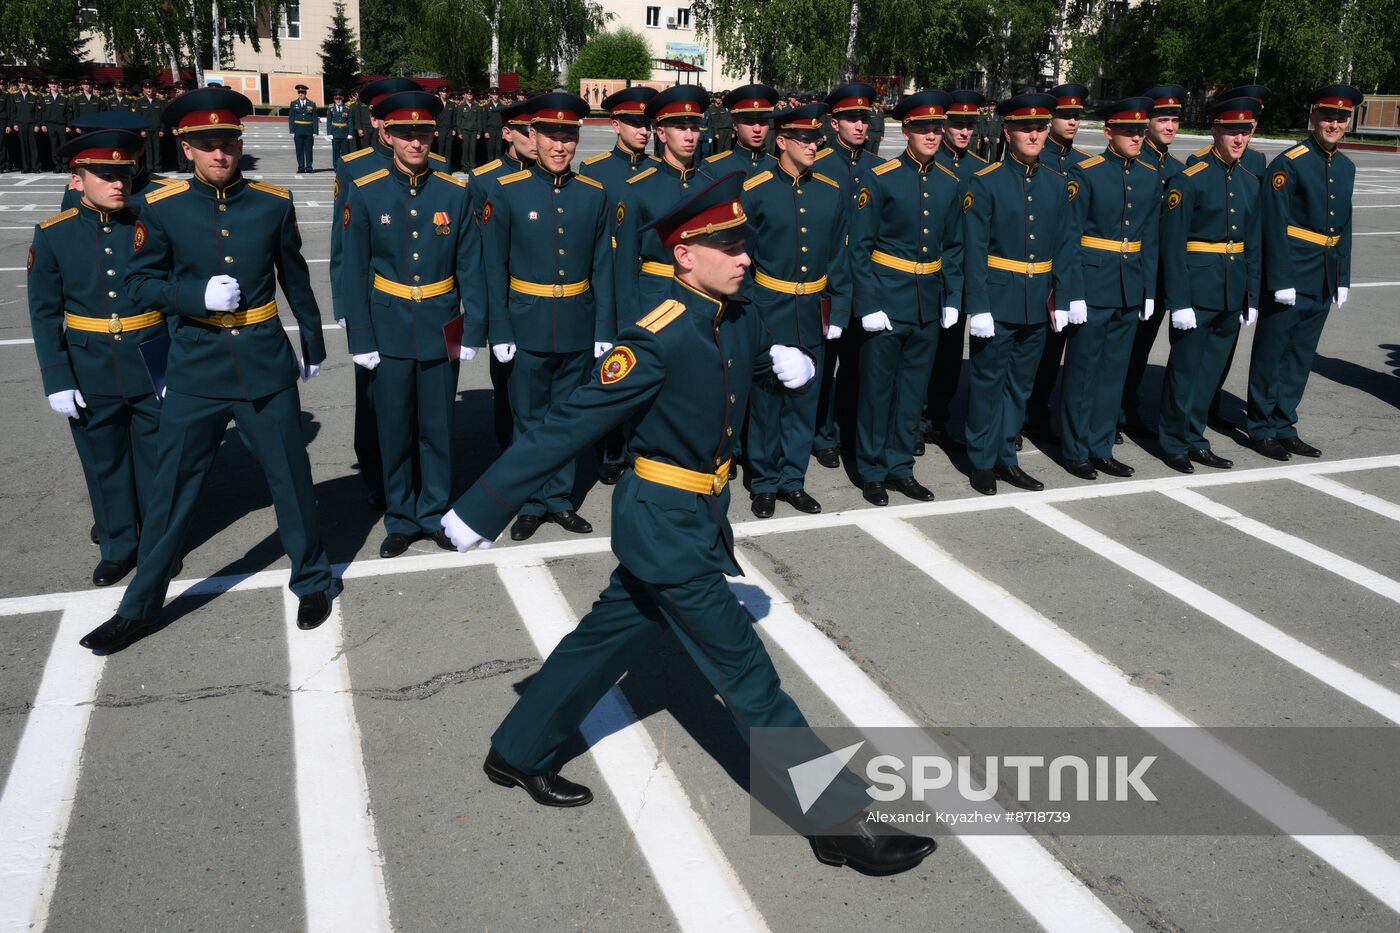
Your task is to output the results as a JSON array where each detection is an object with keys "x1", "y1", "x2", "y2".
[
  {"x1": 642, "y1": 171, "x2": 754, "y2": 248},
  {"x1": 162, "y1": 86, "x2": 252, "y2": 138}
]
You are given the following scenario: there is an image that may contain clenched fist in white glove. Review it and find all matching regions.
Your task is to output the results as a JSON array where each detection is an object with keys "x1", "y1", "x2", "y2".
[
  {"x1": 459, "y1": 345, "x2": 477, "y2": 361},
  {"x1": 861, "y1": 310, "x2": 894, "y2": 332},
  {"x1": 969, "y1": 313, "x2": 995, "y2": 339},
  {"x1": 48, "y1": 389, "x2": 86, "y2": 419},
  {"x1": 1240, "y1": 307, "x2": 1258, "y2": 327},
  {"x1": 1273, "y1": 288, "x2": 1297, "y2": 306},
  {"x1": 826, "y1": 324, "x2": 843, "y2": 340},
  {"x1": 352, "y1": 351, "x2": 382, "y2": 370},
  {"x1": 769, "y1": 345, "x2": 815, "y2": 389},
  {"x1": 594, "y1": 341, "x2": 613, "y2": 359},
  {"x1": 1336, "y1": 286, "x2": 1349, "y2": 308},
  {"x1": 1140, "y1": 298, "x2": 1155, "y2": 322},
  {"x1": 298, "y1": 359, "x2": 321, "y2": 381},
  {"x1": 204, "y1": 274, "x2": 241, "y2": 312},
  {"x1": 492, "y1": 342, "x2": 517, "y2": 363},
  {"x1": 441, "y1": 509, "x2": 493, "y2": 552},
  {"x1": 1170, "y1": 308, "x2": 1197, "y2": 330},
  {"x1": 1052, "y1": 309, "x2": 1069, "y2": 331},
  {"x1": 1067, "y1": 300, "x2": 1088, "y2": 326},
  {"x1": 941, "y1": 306, "x2": 959, "y2": 329}
]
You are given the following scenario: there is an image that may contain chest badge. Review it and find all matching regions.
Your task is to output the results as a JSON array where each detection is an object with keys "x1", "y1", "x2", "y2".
[
  {"x1": 599, "y1": 346, "x2": 637, "y2": 385},
  {"x1": 528, "y1": 210, "x2": 538, "y2": 221},
  {"x1": 380, "y1": 213, "x2": 392, "y2": 225},
  {"x1": 434, "y1": 211, "x2": 451, "y2": 235}
]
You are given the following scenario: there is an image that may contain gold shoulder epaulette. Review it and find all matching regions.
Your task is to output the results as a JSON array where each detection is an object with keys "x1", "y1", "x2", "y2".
[
  {"x1": 975, "y1": 161, "x2": 1002, "y2": 177},
  {"x1": 143, "y1": 180, "x2": 189, "y2": 203},
  {"x1": 473, "y1": 159, "x2": 502, "y2": 177},
  {"x1": 427, "y1": 151, "x2": 446, "y2": 164},
  {"x1": 969, "y1": 151, "x2": 988, "y2": 164},
  {"x1": 1182, "y1": 161, "x2": 1209, "y2": 177},
  {"x1": 648, "y1": 155, "x2": 662, "y2": 163},
  {"x1": 151, "y1": 175, "x2": 183, "y2": 187},
  {"x1": 743, "y1": 170, "x2": 773, "y2": 191},
  {"x1": 248, "y1": 180, "x2": 290, "y2": 199},
  {"x1": 498, "y1": 169, "x2": 531, "y2": 186},
  {"x1": 434, "y1": 170, "x2": 466, "y2": 187},
  {"x1": 638, "y1": 298, "x2": 685, "y2": 333},
  {"x1": 574, "y1": 174, "x2": 604, "y2": 189},
  {"x1": 1076, "y1": 154, "x2": 1104, "y2": 170},
  {"x1": 813, "y1": 172, "x2": 841, "y2": 188},
  {"x1": 704, "y1": 151, "x2": 730, "y2": 163},
  {"x1": 1140, "y1": 161, "x2": 1158, "y2": 171},
  {"x1": 354, "y1": 168, "x2": 390, "y2": 187},
  {"x1": 627, "y1": 166, "x2": 658, "y2": 184},
  {"x1": 813, "y1": 148, "x2": 833, "y2": 162},
  {"x1": 1193, "y1": 144, "x2": 1211, "y2": 158},
  {"x1": 872, "y1": 158, "x2": 901, "y2": 175},
  {"x1": 342, "y1": 147, "x2": 373, "y2": 163},
  {"x1": 582, "y1": 151, "x2": 610, "y2": 166},
  {"x1": 1285, "y1": 145, "x2": 1309, "y2": 160},
  {"x1": 1073, "y1": 145, "x2": 1092, "y2": 156},
  {"x1": 935, "y1": 162, "x2": 959, "y2": 181},
  {"x1": 39, "y1": 208, "x2": 78, "y2": 230}
]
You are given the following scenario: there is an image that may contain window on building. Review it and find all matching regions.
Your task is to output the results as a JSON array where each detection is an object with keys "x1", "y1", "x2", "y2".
[
  {"x1": 645, "y1": 6, "x2": 660, "y2": 27},
  {"x1": 675, "y1": 7, "x2": 691, "y2": 27},
  {"x1": 280, "y1": 0, "x2": 301, "y2": 39},
  {"x1": 77, "y1": 1, "x2": 99, "y2": 25}
]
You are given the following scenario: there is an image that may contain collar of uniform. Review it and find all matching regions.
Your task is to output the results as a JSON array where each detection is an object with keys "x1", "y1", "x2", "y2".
[
  {"x1": 675, "y1": 276, "x2": 725, "y2": 319},
  {"x1": 613, "y1": 144, "x2": 647, "y2": 166},
  {"x1": 660, "y1": 151, "x2": 697, "y2": 181},
  {"x1": 1009, "y1": 153, "x2": 1039, "y2": 177},
  {"x1": 1104, "y1": 147, "x2": 1135, "y2": 169},
  {"x1": 901, "y1": 147, "x2": 935, "y2": 174},
  {"x1": 1209, "y1": 147, "x2": 1239, "y2": 174},
  {"x1": 941, "y1": 144, "x2": 965, "y2": 165},
  {"x1": 1307, "y1": 131, "x2": 1336, "y2": 161},
  {"x1": 1048, "y1": 135, "x2": 1071, "y2": 156},
  {"x1": 533, "y1": 163, "x2": 573, "y2": 186},
  {"x1": 835, "y1": 137, "x2": 864, "y2": 160},
  {"x1": 505, "y1": 153, "x2": 533, "y2": 172},
  {"x1": 79, "y1": 201, "x2": 121, "y2": 224},
  {"x1": 392, "y1": 161, "x2": 428, "y2": 185},
  {"x1": 192, "y1": 172, "x2": 245, "y2": 199},
  {"x1": 737, "y1": 144, "x2": 767, "y2": 162},
  {"x1": 1145, "y1": 138, "x2": 1169, "y2": 162},
  {"x1": 777, "y1": 161, "x2": 810, "y2": 186}
]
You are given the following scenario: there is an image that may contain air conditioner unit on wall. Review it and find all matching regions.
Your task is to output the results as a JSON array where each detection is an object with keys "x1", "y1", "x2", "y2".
[{"x1": 666, "y1": 16, "x2": 677, "y2": 27}]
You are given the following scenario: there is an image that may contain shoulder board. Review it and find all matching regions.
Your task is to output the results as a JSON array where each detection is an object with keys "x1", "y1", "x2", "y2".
[
  {"x1": 975, "y1": 161, "x2": 1002, "y2": 177},
  {"x1": 151, "y1": 175, "x2": 183, "y2": 187},
  {"x1": 1076, "y1": 154, "x2": 1104, "y2": 169},
  {"x1": 342, "y1": 147, "x2": 374, "y2": 163},
  {"x1": 574, "y1": 174, "x2": 604, "y2": 189},
  {"x1": 648, "y1": 155, "x2": 662, "y2": 163},
  {"x1": 248, "y1": 180, "x2": 290, "y2": 199},
  {"x1": 1072, "y1": 145, "x2": 1091, "y2": 156},
  {"x1": 813, "y1": 148, "x2": 833, "y2": 162},
  {"x1": 1139, "y1": 161, "x2": 1158, "y2": 171},
  {"x1": 38, "y1": 207, "x2": 79, "y2": 230},
  {"x1": 968, "y1": 151, "x2": 989, "y2": 164},
  {"x1": 428, "y1": 151, "x2": 446, "y2": 164},
  {"x1": 638, "y1": 298, "x2": 685, "y2": 333},
  {"x1": 935, "y1": 162, "x2": 959, "y2": 181},
  {"x1": 1182, "y1": 161, "x2": 1209, "y2": 177},
  {"x1": 434, "y1": 170, "x2": 466, "y2": 187},
  {"x1": 743, "y1": 170, "x2": 774, "y2": 191},
  {"x1": 627, "y1": 166, "x2": 658, "y2": 184},
  {"x1": 354, "y1": 168, "x2": 390, "y2": 187},
  {"x1": 582, "y1": 151, "x2": 610, "y2": 166},
  {"x1": 498, "y1": 169, "x2": 531, "y2": 186},
  {"x1": 66, "y1": 180, "x2": 76, "y2": 190},
  {"x1": 704, "y1": 151, "x2": 730, "y2": 163},
  {"x1": 812, "y1": 172, "x2": 841, "y2": 188},
  {"x1": 143, "y1": 179, "x2": 189, "y2": 203},
  {"x1": 473, "y1": 159, "x2": 502, "y2": 177},
  {"x1": 872, "y1": 158, "x2": 901, "y2": 175},
  {"x1": 1284, "y1": 145, "x2": 1309, "y2": 160},
  {"x1": 1193, "y1": 144, "x2": 1211, "y2": 158}
]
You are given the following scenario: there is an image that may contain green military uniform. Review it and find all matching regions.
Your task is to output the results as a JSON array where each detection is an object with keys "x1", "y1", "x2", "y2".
[
  {"x1": 12, "y1": 86, "x2": 41, "y2": 173},
  {"x1": 711, "y1": 96, "x2": 733, "y2": 153},
  {"x1": 704, "y1": 85, "x2": 779, "y2": 180},
  {"x1": 455, "y1": 93, "x2": 482, "y2": 172},
  {"x1": 483, "y1": 99, "x2": 504, "y2": 159},
  {"x1": 865, "y1": 103, "x2": 885, "y2": 154},
  {"x1": 326, "y1": 95, "x2": 351, "y2": 164},
  {"x1": 432, "y1": 87, "x2": 455, "y2": 163},
  {"x1": 1247, "y1": 85, "x2": 1360, "y2": 447},
  {"x1": 107, "y1": 90, "x2": 135, "y2": 115},
  {"x1": 352, "y1": 95, "x2": 374, "y2": 150},
  {"x1": 288, "y1": 88, "x2": 318, "y2": 172},
  {"x1": 70, "y1": 88, "x2": 104, "y2": 121},
  {"x1": 41, "y1": 87, "x2": 70, "y2": 171},
  {"x1": 135, "y1": 87, "x2": 164, "y2": 170}
]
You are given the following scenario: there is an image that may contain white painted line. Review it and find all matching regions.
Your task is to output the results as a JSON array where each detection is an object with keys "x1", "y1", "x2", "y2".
[
  {"x1": 0, "y1": 596, "x2": 115, "y2": 933},
  {"x1": 496, "y1": 563, "x2": 769, "y2": 933},
  {"x1": 733, "y1": 553, "x2": 1129, "y2": 933},
  {"x1": 283, "y1": 590, "x2": 393, "y2": 933},
  {"x1": 1354, "y1": 231, "x2": 1400, "y2": 236},
  {"x1": 1019, "y1": 499, "x2": 1400, "y2": 723},
  {"x1": 1350, "y1": 281, "x2": 1400, "y2": 287},
  {"x1": 1292, "y1": 474, "x2": 1400, "y2": 522},
  {"x1": 862, "y1": 515, "x2": 1400, "y2": 915}
]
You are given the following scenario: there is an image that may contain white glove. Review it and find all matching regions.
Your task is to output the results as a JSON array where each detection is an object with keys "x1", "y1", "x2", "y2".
[
  {"x1": 459, "y1": 345, "x2": 477, "y2": 361},
  {"x1": 826, "y1": 324, "x2": 843, "y2": 340},
  {"x1": 352, "y1": 351, "x2": 382, "y2": 370},
  {"x1": 441, "y1": 509, "x2": 493, "y2": 552},
  {"x1": 492, "y1": 342, "x2": 517, "y2": 363},
  {"x1": 298, "y1": 358, "x2": 321, "y2": 381},
  {"x1": 1067, "y1": 300, "x2": 1088, "y2": 326},
  {"x1": 203, "y1": 274, "x2": 241, "y2": 312},
  {"x1": 336, "y1": 318, "x2": 346, "y2": 329},
  {"x1": 1052, "y1": 309, "x2": 1069, "y2": 331},
  {"x1": 1140, "y1": 299, "x2": 1155, "y2": 322},
  {"x1": 594, "y1": 341, "x2": 613, "y2": 359},
  {"x1": 1336, "y1": 286, "x2": 1348, "y2": 308},
  {"x1": 47, "y1": 388, "x2": 86, "y2": 419},
  {"x1": 969, "y1": 313, "x2": 995, "y2": 339},
  {"x1": 861, "y1": 310, "x2": 894, "y2": 332},
  {"x1": 769, "y1": 345, "x2": 815, "y2": 389},
  {"x1": 1240, "y1": 306, "x2": 1258, "y2": 327},
  {"x1": 1170, "y1": 308, "x2": 1197, "y2": 330},
  {"x1": 1273, "y1": 288, "x2": 1297, "y2": 307},
  {"x1": 941, "y1": 306, "x2": 959, "y2": 329}
]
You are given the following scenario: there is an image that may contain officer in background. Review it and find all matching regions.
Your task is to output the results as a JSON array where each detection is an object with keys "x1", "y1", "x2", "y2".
[
  {"x1": 866, "y1": 98, "x2": 886, "y2": 154},
  {"x1": 289, "y1": 83, "x2": 318, "y2": 172},
  {"x1": 1058, "y1": 98, "x2": 1160, "y2": 481},
  {"x1": 1157, "y1": 97, "x2": 1263, "y2": 474},
  {"x1": 352, "y1": 87, "x2": 374, "y2": 150},
  {"x1": 704, "y1": 84, "x2": 779, "y2": 178},
  {"x1": 433, "y1": 85, "x2": 455, "y2": 164},
  {"x1": 741, "y1": 102, "x2": 850, "y2": 518},
  {"x1": 483, "y1": 88, "x2": 504, "y2": 159},
  {"x1": 135, "y1": 79, "x2": 164, "y2": 170},
  {"x1": 455, "y1": 87, "x2": 482, "y2": 173},
  {"x1": 171, "y1": 81, "x2": 193, "y2": 173},
  {"x1": 962, "y1": 92, "x2": 1083, "y2": 496},
  {"x1": 0, "y1": 80, "x2": 12, "y2": 172},
  {"x1": 83, "y1": 86, "x2": 334, "y2": 652},
  {"x1": 711, "y1": 91, "x2": 733, "y2": 154},
  {"x1": 11, "y1": 77, "x2": 43, "y2": 174},
  {"x1": 42, "y1": 77, "x2": 70, "y2": 172},
  {"x1": 1246, "y1": 85, "x2": 1361, "y2": 460},
  {"x1": 326, "y1": 89, "x2": 351, "y2": 164},
  {"x1": 29, "y1": 129, "x2": 166, "y2": 587}
]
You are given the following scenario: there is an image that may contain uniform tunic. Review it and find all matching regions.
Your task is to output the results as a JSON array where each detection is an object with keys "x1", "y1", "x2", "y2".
[
  {"x1": 288, "y1": 97, "x2": 318, "y2": 170},
  {"x1": 613, "y1": 155, "x2": 708, "y2": 325}
]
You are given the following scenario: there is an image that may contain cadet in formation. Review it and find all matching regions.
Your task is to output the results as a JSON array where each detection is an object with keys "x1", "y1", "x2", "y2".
[
  {"x1": 326, "y1": 89, "x2": 351, "y2": 164},
  {"x1": 60, "y1": 110, "x2": 182, "y2": 210},
  {"x1": 289, "y1": 83, "x2": 318, "y2": 172},
  {"x1": 135, "y1": 79, "x2": 164, "y2": 171},
  {"x1": 42, "y1": 77, "x2": 70, "y2": 172},
  {"x1": 704, "y1": 84, "x2": 778, "y2": 178},
  {"x1": 12, "y1": 76, "x2": 42, "y2": 173}
]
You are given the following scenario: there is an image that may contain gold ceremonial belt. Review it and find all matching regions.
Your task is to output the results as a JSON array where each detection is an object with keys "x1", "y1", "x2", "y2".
[
  {"x1": 871, "y1": 250, "x2": 943, "y2": 275},
  {"x1": 640, "y1": 261, "x2": 675, "y2": 278},
  {"x1": 1080, "y1": 235, "x2": 1142, "y2": 254},
  {"x1": 373, "y1": 274, "x2": 456, "y2": 301},
  {"x1": 65, "y1": 310, "x2": 164, "y2": 334},
  {"x1": 754, "y1": 269, "x2": 828, "y2": 295},
  {"x1": 1185, "y1": 240, "x2": 1244, "y2": 254},
  {"x1": 987, "y1": 255, "x2": 1053, "y2": 275},
  {"x1": 1287, "y1": 225, "x2": 1341, "y2": 248},
  {"x1": 190, "y1": 299, "x2": 279, "y2": 329},
  {"x1": 293, "y1": 120, "x2": 314, "y2": 124},
  {"x1": 509, "y1": 276, "x2": 591, "y2": 298},
  {"x1": 634, "y1": 456, "x2": 732, "y2": 496}
]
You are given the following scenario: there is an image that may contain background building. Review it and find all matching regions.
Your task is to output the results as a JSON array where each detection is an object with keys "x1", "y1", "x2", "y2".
[{"x1": 591, "y1": 0, "x2": 750, "y2": 86}]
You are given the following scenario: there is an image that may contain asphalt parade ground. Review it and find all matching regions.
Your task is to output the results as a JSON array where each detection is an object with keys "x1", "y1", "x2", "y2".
[{"x1": 1, "y1": 124, "x2": 1399, "y2": 932}]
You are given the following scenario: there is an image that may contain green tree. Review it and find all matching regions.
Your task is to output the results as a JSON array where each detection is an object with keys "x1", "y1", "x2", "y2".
[
  {"x1": 360, "y1": 0, "x2": 417, "y2": 75},
  {"x1": 320, "y1": 0, "x2": 361, "y2": 91},
  {"x1": 564, "y1": 28, "x2": 652, "y2": 92}
]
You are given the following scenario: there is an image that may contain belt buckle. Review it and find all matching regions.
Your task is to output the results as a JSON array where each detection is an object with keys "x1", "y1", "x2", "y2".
[
  {"x1": 1120, "y1": 239, "x2": 1131, "y2": 253},
  {"x1": 220, "y1": 311, "x2": 237, "y2": 327},
  {"x1": 107, "y1": 314, "x2": 123, "y2": 335},
  {"x1": 410, "y1": 285, "x2": 422, "y2": 301},
  {"x1": 711, "y1": 471, "x2": 726, "y2": 495},
  {"x1": 1024, "y1": 261, "x2": 1036, "y2": 276},
  {"x1": 793, "y1": 281, "x2": 807, "y2": 296},
  {"x1": 552, "y1": 283, "x2": 564, "y2": 298},
  {"x1": 1225, "y1": 240, "x2": 1235, "y2": 252}
]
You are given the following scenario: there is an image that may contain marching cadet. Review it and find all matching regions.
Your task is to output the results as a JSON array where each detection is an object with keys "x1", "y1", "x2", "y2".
[
  {"x1": 326, "y1": 89, "x2": 351, "y2": 164},
  {"x1": 811, "y1": 82, "x2": 884, "y2": 469},
  {"x1": 135, "y1": 79, "x2": 163, "y2": 170},
  {"x1": 42, "y1": 77, "x2": 70, "y2": 172},
  {"x1": 70, "y1": 78, "x2": 104, "y2": 120},
  {"x1": 440, "y1": 172, "x2": 933, "y2": 876},
  {"x1": 343, "y1": 89, "x2": 475, "y2": 558},
  {"x1": 1157, "y1": 97, "x2": 1263, "y2": 474},
  {"x1": 612, "y1": 84, "x2": 711, "y2": 324},
  {"x1": 1120, "y1": 83, "x2": 1187, "y2": 436},
  {"x1": 1058, "y1": 98, "x2": 1160, "y2": 481},
  {"x1": 921, "y1": 89, "x2": 988, "y2": 452},
  {"x1": 741, "y1": 102, "x2": 850, "y2": 517},
  {"x1": 433, "y1": 85, "x2": 455, "y2": 164},
  {"x1": 477, "y1": 92, "x2": 613, "y2": 541},
  {"x1": 1246, "y1": 85, "x2": 1362, "y2": 460},
  {"x1": 962, "y1": 92, "x2": 1084, "y2": 496},
  {"x1": 29, "y1": 129, "x2": 166, "y2": 587},
  {"x1": 82, "y1": 86, "x2": 334, "y2": 652},
  {"x1": 59, "y1": 111, "x2": 182, "y2": 210},
  {"x1": 704, "y1": 84, "x2": 779, "y2": 177},
  {"x1": 12, "y1": 77, "x2": 42, "y2": 173},
  {"x1": 289, "y1": 83, "x2": 318, "y2": 172},
  {"x1": 455, "y1": 87, "x2": 482, "y2": 173},
  {"x1": 850, "y1": 90, "x2": 963, "y2": 506}
]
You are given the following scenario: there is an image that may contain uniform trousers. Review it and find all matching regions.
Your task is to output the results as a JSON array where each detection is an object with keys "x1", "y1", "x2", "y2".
[
  {"x1": 923, "y1": 310, "x2": 966, "y2": 436},
  {"x1": 1026, "y1": 324, "x2": 1068, "y2": 428},
  {"x1": 1246, "y1": 294, "x2": 1331, "y2": 440},
  {"x1": 116, "y1": 386, "x2": 332, "y2": 620},
  {"x1": 965, "y1": 320, "x2": 1046, "y2": 470},
  {"x1": 748, "y1": 342, "x2": 824, "y2": 494},
  {"x1": 1157, "y1": 306, "x2": 1241, "y2": 454},
  {"x1": 70, "y1": 392, "x2": 162, "y2": 562},
  {"x1": 1121, "y1": 299, "x2": 1167, "y2": 424},
  {"x1": 813, "y1": 329, "x2": 859, "y2": 453},
  {"x1": 352, "y1": 363, "x2": 384, "y2": 499},
  {"x1": 142, "y1": 133, "x2": 160, "y2": 174},
  {"x1": 856, "y1": 319, "x2": 939, "y2": 482},
  {"x1": 45, "y1": 125, "x2": 64, "y2": 170},
  {"x1": 1058, "y1": 304, "x2": 1138, "y2": 461},
  {"x1": 372, "y1": 355, "x2": 458, "y2": 536},
  {"x1": 490, "y1": 354, "x2": 513, "y2": 450},
  {"x1": 330, "y1": 138, "x2": 348, "y2": 165},
  {"x1": 18, "y1": 127, "x2": 41, "y2": 173},
  {"x1": 508, "y1": 348, "x2": 591, "y2": 515},
  {"x1": 293, "y1": 135, "x2": 314, "y2": 170}
]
